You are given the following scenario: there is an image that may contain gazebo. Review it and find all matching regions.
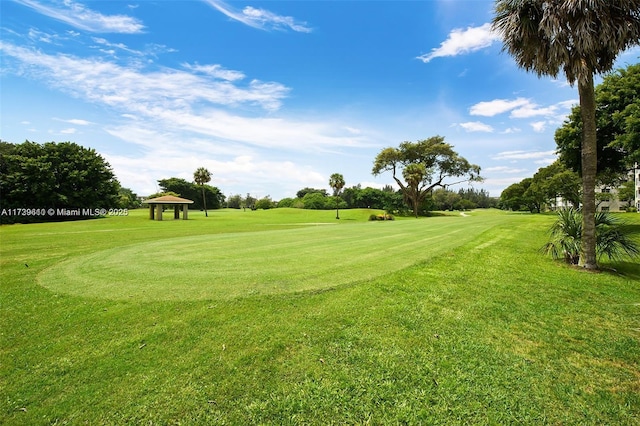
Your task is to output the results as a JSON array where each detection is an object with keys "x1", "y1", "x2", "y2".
[{"x1": 143, "y1": 195, "x2": 194, "y2": 221}]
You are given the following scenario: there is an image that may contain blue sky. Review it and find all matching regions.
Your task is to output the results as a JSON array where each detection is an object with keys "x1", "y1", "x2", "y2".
[{"x1": 2, "y1": 0, "x2": 639, "y2": 200}]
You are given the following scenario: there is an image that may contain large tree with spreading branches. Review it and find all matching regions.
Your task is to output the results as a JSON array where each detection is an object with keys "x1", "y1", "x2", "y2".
[{"x1": 372, "y1": 137, "x2": 481, "y2": 218}]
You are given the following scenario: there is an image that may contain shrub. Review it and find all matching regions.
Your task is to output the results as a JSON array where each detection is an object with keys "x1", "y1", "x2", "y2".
[
  {"x1": 369, "y1": 213, "x2": 394, "y2": 221},
  {"x1": 542, "y1": 208, "x2": 640, "y2": 265}
]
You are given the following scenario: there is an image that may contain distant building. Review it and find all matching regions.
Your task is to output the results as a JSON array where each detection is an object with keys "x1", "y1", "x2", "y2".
[{"x1": 554, "y1": 163, "x2": 639, "y2": 212}]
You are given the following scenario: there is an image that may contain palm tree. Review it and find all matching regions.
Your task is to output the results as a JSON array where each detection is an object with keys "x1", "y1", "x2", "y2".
[
  {"x1": 193, "y1": 167, "x2": 212, "y2": 217},
  {"x1": 329, "y1": 173, "x2": 345, "y2": 219},
  {"x1": 492, "y1": 1, "x2": 640, "y2": 270},
  {"x1": 542, "y1": 208, "x2": 640, "y2": 264}
]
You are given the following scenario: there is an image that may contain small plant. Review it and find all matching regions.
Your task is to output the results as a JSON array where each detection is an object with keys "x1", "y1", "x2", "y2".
[
  {"x1": 369, "y1": 213, "x2": 394, "y2": 221},
  {"x1": 542, "y1": 208, "x2": 640, "y2": 265}
]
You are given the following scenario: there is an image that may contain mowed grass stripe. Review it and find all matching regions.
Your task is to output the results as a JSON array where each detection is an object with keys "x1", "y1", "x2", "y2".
[{"x1": 37, "y1": 214, "x2": 508, "y2": 301}]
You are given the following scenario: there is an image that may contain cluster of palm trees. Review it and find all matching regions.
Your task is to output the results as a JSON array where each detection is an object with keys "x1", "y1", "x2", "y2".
[{"x1": 492, "y1": 0, "x2": 640, "y2": 270}]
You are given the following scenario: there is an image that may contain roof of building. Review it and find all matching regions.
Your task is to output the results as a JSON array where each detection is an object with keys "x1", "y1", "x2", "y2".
[{"x1": 143, "y1": 195, "x2": 194, "y2": 204}]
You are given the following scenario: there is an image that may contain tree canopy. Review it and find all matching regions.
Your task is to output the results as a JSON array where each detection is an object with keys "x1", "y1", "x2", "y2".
[
  {"x1": 372, "y1": 137, "x2": 481, "y2": 217},
  {"x1": 158, "y1": 177, "x2": 224, "y2": 210},
  {"x1": 0, "y1": 140, "x2": 120, "y2": 223},
  {"x1": 556, "y1": 63, "x2": 640, "y2": 177}
]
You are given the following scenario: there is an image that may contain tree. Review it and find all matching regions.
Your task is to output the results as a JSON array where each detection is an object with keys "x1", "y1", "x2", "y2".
[
  {"x1": 193, "y1": 167, "x2": 212, "y2": 217},
  {"x1": 158, "y1": 178, "x2": 223, "y2": 210},
  {"x1": 618, "y1": 179, "x2": 636, "y2": 209},
  {"x1": 542, "y1": 208, "x2": 639, "y2": 264},
  {"x1": 296, "y1": 187, "x2": 328, "y2": 199},
  {"x1": 492, "y1": 0, "x2": 640, "y2": 269},
  {"x1": 328, "y1": 173, "x2": 345, "y2": 219},
  {"x1": 556, "y1": 63, "x2": 640, "y2": 181},
  {"x1": 227, "y1": 194, "x2": 243, "y2": 209},
  {"x1": 255, "y1": 196, "x2": 275, "y2": 209},
  {"x1": 372, "y1": 137, "x2": 481, "y2": 217},
  {"x1": 302, "y1": 192, "x2": 328, "y2": 210},
  {"x1": 0, "y1": 140, "x2": 120, "y2": 223}
]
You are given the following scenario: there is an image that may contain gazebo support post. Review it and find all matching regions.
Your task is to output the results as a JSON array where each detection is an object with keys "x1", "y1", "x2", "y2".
[
  {"x1": 149, "y1": 204, "x2": 155, "y2": 220},
  {"x1": 183, "y1": 204, "x2": 189, "y2": 220},
  {"x1": 156, "y1": 204, "x2": 163, "y2": 221},
  {"x1": 174, "y1": 205, "x2": 180, "y2": 219}
]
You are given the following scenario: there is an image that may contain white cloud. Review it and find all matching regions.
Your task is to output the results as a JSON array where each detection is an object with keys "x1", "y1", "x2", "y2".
[
  {"x1": 492, "y1": 150, "x2": 556, "y2": 161},
  {"x1": 417, "y1": 23, "x2": 500, "y2": 63},
  {"x1": 204, "y1": 0, "x2": 312, "y2": 33},
  {"x1": 470, "y1": 98, "x2": 530, "y2": 117},
  {"x1": 470, "y1": 98, "x2": 577, "y2": 126},
  {"x1": 483, "y1": 166, "x2": 528, "y2": 174},
  {"x1": 0, "y1": 42, "x2": 289, "y2": 112},
  {"x1": 183, "y1": 63, "x2": 246, "y2": 81},
  {"x1": 14, "y1": 0, "x2": 144, "y2": 33},
  {"x1": 459, "y1": 121, "x2": 494, "y2": 133},
  {"x1": 530, "y1": 121, "x2": 547, "y2": 133},
  {"x1": 54, "y1": 118, "x2": 92, "y2": 125},
  {"x1": 0, "y1": 41, "x2": 378, "y2": 176},
  {"x1": 501, "y1": 127, "x2": 521, "y2": 134}
]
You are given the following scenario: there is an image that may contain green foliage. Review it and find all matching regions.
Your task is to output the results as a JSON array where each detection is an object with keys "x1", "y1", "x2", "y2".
[
  {"x1": 555, "y1": 63, "x2": 640, "y2": 175},
  {"x1": 254, "y1": 196, "x2": 275, "y2": 210},
  {"x1": 193, "y1": 167, "x2": 212, "y2": 216},
  {"x1": 301, "y1": 192, "x2": 328, "y2": 210},
  {"x1": 158, "y1": 177, "x2": 224, "y2": 210},
  {"x1": 372, "y1": 137, "x2": 482, "y2": 217},
  {"x1": 226, "y1": 194, "x2": 243, "y2": 209},
  {"x1": 368, "y1": 213, "x2": 394, "y2": 221},
  {"x1": 117, "y1": 186, "x2": 141, "y2": 209},
  {"x1": 296, "y1": 187, "x2": 327, "y2": 199},
  {"x1": 500, "y1": 162, "x2": 581, "y2": 212},
  {"x1": 542, "y1": 208, "x2": 640, "y2": 265},
  {"x1": 276, "y1": 197, "x2": 295, "y2": 208},
  {"x1": 0, "y1": 140, "x2": 120, "y2": 223}
]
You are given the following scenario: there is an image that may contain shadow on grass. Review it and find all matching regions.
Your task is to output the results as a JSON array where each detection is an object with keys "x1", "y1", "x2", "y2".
[{"x1": 601, "y1": 261, "x2": 640, "y2": 280}]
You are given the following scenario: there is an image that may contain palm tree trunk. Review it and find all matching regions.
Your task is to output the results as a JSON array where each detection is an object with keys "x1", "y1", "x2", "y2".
[
  {"x1": 578, "y1": 73, "x2": 597, "y2": 270},
  {"x1": 201, "y1": 186, "x2": 208, "y2": 217}
]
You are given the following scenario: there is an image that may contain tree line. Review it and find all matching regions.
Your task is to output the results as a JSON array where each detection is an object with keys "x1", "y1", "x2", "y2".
[{"x1": 500, "y1": 63, "x2": 640, "y2": 213}]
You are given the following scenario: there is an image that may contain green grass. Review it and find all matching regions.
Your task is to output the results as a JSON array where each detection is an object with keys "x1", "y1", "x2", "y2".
[{"x1": 2, "y1": 208, "x2": 639, "y2": 424}]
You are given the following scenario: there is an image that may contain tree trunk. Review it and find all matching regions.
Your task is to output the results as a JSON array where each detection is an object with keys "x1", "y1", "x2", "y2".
[
  {"x1": 201, "y1": 186, "x2": 208, "y2": 217},
  {"x1": 578, "y1": 74, "x2": 597, "y2": 270}
]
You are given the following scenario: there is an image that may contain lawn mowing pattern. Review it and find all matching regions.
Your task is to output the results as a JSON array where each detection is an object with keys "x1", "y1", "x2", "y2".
[{"x1": 37, "y1": 214, "x2": 505, "y2": 301}]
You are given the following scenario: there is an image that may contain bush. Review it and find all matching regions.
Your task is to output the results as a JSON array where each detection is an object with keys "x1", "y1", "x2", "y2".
[
  {"x1": 542, "y1": 208, "x2": 640, "y2": 265},
  {"x1": 369, "y1": 213, "x2": 394, "y2": 221}
]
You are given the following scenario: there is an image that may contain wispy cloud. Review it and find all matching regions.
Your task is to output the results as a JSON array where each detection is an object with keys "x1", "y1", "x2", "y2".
[
  {"x1": 54, "y1": 118, "x2": 92, "y2": 125},
  {"x1": 0, "y1": 41, "x2": 371, "y2": 154},
  {"x1": 470, "y1": 97, "x2": 576, "y2": 123},
  {"x1": 484, "y1": 166, "x2": 528, "y2": 174},
  {"x1": 14, "y1": 0, "x2": 145, "y2": 33},
  {"x1": 458, "y1": 121, "x2": 494, "y2": 133},
  {"x1": 417, "y1": 23, "x2": 500, "y2": 63},
  {"x1": 469, "y1": 98, "x2": 530, "y2": 117},
  {"x1": 182, "y1": 63, "x2": 246, "y2": 81},
  {"x1": 203, "y1": 0, "x2": 312, "y2": 33},
  {"x1": 1, "y1": 42, "x2": 289, "y2": 112},
  {"x1": 530, "y1": 121, "x2": 547, "y2": 133},
  {"x1": 492, "y1": 150, "x2": 556, "y2": 161}
]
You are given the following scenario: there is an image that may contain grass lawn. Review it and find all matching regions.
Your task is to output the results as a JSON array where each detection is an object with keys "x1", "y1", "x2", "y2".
[{"x1": 1, "y1": 208, "x2": 639, "y2": 424}]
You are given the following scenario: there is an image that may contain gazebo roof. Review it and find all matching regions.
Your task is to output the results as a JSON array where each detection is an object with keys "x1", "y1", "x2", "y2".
[{"x1": 143, "y1": 195, "x2": 194, "y2": 204}]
